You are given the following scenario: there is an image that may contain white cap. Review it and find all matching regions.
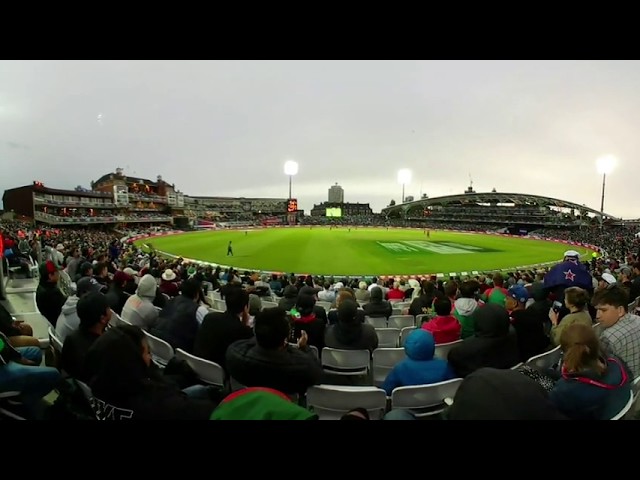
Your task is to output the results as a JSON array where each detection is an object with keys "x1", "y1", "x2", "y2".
[
  {"x1": 601, "y1": 273, "x2": 617, "y2": 285},
  {"x1": 563, "y1": 250, "x2": 580, "y2": 258}
]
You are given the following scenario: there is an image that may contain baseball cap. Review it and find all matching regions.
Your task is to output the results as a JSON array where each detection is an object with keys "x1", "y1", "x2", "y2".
[
  {"x1": 600, "y1": 273, "x2": 617, "y2": 285},
  {"x1": 38, "y1": 260, "x2": 59, "y2": 278},
  {"x1": 507, "y1": 285, "x2": 529, "y2": 304},
  {"x1": 76, "y1": 277, "x2": 105, "y2": 296},
  {"x1": 563, "y1": 250, "x2": 581, "y2": 258}
]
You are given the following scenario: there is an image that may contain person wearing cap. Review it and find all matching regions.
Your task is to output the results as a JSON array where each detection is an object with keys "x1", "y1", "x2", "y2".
[
  {"x1": 105, "y1": 270, "x2": 134, "y2": 316},
  {"x1": 159, "y1": 268, "x2": 180, "y2": 298},
  {"x1": 596, "y1": 272, "x2": 617, "y2": 291},
  {"x1": 277, "y1": 285, "x2": 299, "y2": 312},
  {"x1": 56, "y1": 276, "x2": 106, "y2": 343},
  {"x1": 506, "y1": 285, "x2": 549, "y2": 362},
  {"x1": 35, "y1": 260, "x2": 68, "y2": 327},
  {"x1": 60, "y1": 292, "x2": 112, "y2": 381},
  {"x1": 74, "y1": 261, "x2": 94, "y2": 283},
  {"x1": 543, "y1": 250, "x2": 593, "y2": 307}
]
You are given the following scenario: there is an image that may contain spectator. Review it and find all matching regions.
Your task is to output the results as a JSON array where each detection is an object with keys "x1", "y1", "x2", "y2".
[
  {"x1": 60, "y1": 291, "x2": 111, "y2": 380},
  {"x1": 35, "y1": 260, "x2": 67, "y2": 327},
  {"x1": 225, "y1": 307, "x2": 322, "y2": 395},
  {"x1": 549, "y1": 323, "x2": 631, "y2": 420},
  {"x1": 382, "y1": 329, "x2": 456, "y2": 395}
]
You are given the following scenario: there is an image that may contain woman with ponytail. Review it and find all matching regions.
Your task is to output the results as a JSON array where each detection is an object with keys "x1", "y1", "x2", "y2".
[{"x1": 549, "y1": 323, "x2": 631, "y2": 419}]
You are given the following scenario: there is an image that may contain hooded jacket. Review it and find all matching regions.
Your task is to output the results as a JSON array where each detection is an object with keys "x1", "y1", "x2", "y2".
[
  {"x1": 549, "y1": 357, "x2": 632, "y2": 420},
  {"x1": 447, "y1": 368, "x2": 567, "y2": 420},
  {"x1": 382, "y1": 329, "x2": 456, "y2": 396},
  {"x1": 453, "y1": 298, "x2": 478, "y2": 339},
  {"x1": 324, "y1": 300, "x2": 378, "y2": 352},
  {"x1": 121, "y1": 274, "x2": 159, "y2": 331},
  {"x1": 447, "y1": 304, "x2": 520, "y2": 378},
  {"x1": 55, "y1": 295, "x2": 81, "y2": 343},
  {"x1": 84, "y1": 327, "x2": 216, "y2": 420},
  {"x1": 211, "y1": 387, "x2": 317, "y2": 420},
  {"x1": 363, "y1": 288, "x2": 392, "y2": 318},
  {"x1": 421, "y1": 314, "x2": 462, "y2": 344}
]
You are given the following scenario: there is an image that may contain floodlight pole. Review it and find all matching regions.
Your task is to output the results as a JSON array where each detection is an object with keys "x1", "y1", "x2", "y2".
[{"x1": 600, "y1": 172, "x2": 606, "y2": 229}]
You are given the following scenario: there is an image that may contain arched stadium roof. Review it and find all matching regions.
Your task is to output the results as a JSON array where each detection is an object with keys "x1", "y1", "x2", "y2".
[{"x1": 381, "y1": 191, "x2": 619, "y2": 219}]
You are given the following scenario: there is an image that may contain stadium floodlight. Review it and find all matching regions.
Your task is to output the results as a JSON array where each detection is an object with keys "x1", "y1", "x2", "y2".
[
  {"x1": 596, "y1": 155, "x2": 616, "y2": 221},
  {"x1": 284, "y1": 160, "x2": 299, "y2": 199},
  {"x1": 397, "y1": 169, "x2": 412, "y2": 203}
]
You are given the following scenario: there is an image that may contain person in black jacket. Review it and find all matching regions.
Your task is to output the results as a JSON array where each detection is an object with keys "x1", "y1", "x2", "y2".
[
  {"x1": 104, "y1": 270, "x2": 132, "y2": 316},
  {"x1": 194, "y1": 285, "x2": 253, "y2": 369},
  {"x1": 447, "y1": 303, "x2": 520, "y2": 378},
  {"x1": 60, "y1": 292, "x2": 111, "y2": 381},
  {"x1": 226, "y1": 307, "x2": 322, "y2": 395},
  {"x1": 446, "y1": 368, "x2": 567, "y2": 420},
  {"x1": 35, "y1": 260, "x2": 67, "y2": 327},
  {"x1": 363, "y1": 287, "x2": 392, "y2": 319},
  {"x1": 84, "y1": 324, "x2": 219, "y2": 420}
]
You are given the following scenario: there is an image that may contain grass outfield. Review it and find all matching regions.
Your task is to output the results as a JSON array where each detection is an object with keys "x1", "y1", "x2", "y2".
[{"x1": 136, "y1": 227, "x2": 594, "y2": 276}]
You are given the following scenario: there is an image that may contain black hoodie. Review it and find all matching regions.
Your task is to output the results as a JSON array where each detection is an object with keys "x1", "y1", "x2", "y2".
[
  {"x1": 447, "y1": 303, "x2": 520, "y2": 378},
  {"x1": 84, "y1": 328, "x2": 216, "y2": 420},
  {"x1": 447, "y1": 368, "x2": 567, "y2": 420}
]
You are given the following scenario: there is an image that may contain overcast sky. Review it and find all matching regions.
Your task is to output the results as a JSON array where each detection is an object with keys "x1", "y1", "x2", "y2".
[{"x1": 1, "y1": 60, "x2": 639, "y2": 217}]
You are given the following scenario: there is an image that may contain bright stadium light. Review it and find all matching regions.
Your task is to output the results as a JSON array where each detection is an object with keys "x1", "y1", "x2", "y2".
[
  {"x1": 397, "y1": 169, "x2": 412, "y2": 203},
  {"x1": 284, "y1": 160, "x2": 299, "y2": 199},
  {"x1": 596, "y1": 154, "x2": 617, "y2": 227},
  {"x1": 284, "y1": 160, "x2": 299, "y2": 176},
  {"x1": 596, "y1": 155, "x2": 616, "y2": 175}
]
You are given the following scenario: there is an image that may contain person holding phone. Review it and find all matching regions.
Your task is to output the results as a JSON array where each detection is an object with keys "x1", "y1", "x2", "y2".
[{"x1": 549, "y1": 287, "x2": 593, "y2": 346}]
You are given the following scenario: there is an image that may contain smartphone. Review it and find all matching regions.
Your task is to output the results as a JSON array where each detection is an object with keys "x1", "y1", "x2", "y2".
[{"x1": 552, "y1": 301, "x2": 563, "y2": 313}]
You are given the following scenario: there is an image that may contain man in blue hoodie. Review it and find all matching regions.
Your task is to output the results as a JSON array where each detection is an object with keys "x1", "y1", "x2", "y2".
[{"x1": 382, "y1": 329, "x2": 456, "y2": 396}]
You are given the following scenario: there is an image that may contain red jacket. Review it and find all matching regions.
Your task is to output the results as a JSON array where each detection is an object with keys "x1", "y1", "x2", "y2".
[
  {"x1": 387, "y1": 289, "x2": 405, "y2": 301},
  {"x1": 421, "y1": 315, "x2": 461, "y2": 344}
]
